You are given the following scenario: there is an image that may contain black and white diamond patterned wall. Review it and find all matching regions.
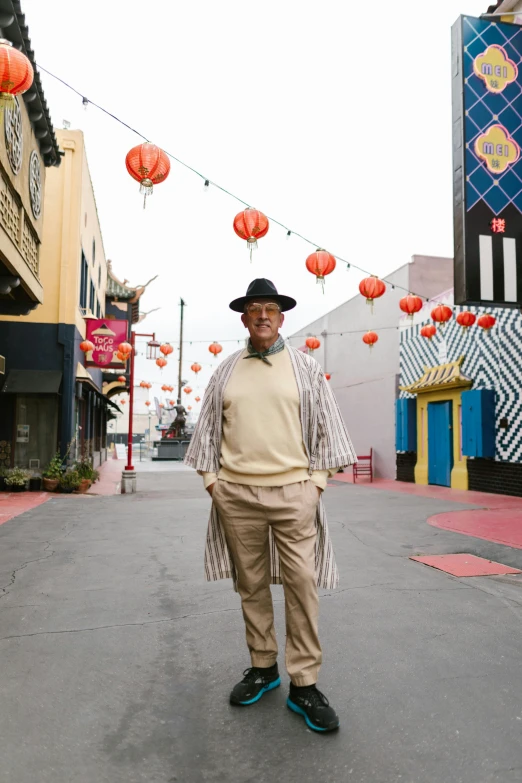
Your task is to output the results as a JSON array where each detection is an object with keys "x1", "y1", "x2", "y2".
[{"x1": 400, "y1": 305, "x2": 522, "y2": 462}]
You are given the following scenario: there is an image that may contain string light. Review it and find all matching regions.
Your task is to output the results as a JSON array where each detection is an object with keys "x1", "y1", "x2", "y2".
[{"x1": 36, "y1": 64, "x2": 456, "y2": 310}]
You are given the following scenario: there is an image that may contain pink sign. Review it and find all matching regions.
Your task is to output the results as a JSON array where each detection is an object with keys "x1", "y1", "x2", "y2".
[{"x1": 85, "y1": 319, "x2": 129, "y2": 369}]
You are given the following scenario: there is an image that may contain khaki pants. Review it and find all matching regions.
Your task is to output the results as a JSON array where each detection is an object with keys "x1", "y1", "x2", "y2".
[{"x1": 212, "y1": 479, "x2": 322, "y2": 687}]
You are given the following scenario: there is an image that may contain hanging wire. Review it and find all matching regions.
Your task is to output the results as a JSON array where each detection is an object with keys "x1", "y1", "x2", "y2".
[{"x1": 36, "y1": 64, "x2": 457, "y2": 311}]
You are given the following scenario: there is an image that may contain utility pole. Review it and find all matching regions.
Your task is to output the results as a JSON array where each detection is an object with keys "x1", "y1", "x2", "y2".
[{"x1": 177, "y1": 298, "x2": 185, "y2": 404}]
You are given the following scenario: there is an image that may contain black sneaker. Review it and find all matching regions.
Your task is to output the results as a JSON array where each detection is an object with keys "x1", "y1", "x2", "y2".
[
  {"x1": 230, "y1": 665, "x2": 281, "y2": 706},
  {"x1": 287, "y1": 685, "x2": 340, "y2": 732}
]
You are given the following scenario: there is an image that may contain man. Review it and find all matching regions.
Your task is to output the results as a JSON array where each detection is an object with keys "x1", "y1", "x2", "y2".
[{"x1": 185, "y1": 278, "x2": 356, "y2": 732}]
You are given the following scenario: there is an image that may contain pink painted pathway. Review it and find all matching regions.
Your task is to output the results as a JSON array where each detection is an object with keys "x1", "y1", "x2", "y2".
[
  {"x1": 0, "y1": 459, "x2": 122, "y2": 526},
  {"x1": 0, "y1": 491, "x2": 50, "y2": 526},
  {"x1": 333, "y1": 470, "x2": 522, "y2": 550}
]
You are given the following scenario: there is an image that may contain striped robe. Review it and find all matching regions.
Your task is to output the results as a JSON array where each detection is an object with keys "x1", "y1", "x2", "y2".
[{"x1": 184, "y1": 345, "x2": 357, "y2": 590}]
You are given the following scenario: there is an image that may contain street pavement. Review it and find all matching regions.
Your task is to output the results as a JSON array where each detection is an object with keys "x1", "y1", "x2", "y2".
[{"x1": 1, "y1": 468, "x2": 522, "y2": 783}]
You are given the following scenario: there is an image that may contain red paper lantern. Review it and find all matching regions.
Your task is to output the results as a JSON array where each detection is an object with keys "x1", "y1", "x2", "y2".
[
  {"x1": 420, "y1": 325, "x2": 437, "y2": 340},
  {"x1": 305, "y1": 249, "x2": 336, "y2": 291},
  {"x1": 183, "y1": 386, "x2": 192, "y2": 394},
  {"x1": 305, "y1": 336, "x2": 321, "y2": 352},
  {"x1": 120, "y1": 399, "x2": 126, "y2": 405},
  {"x1": 117, "y1": 375, "x2": 126, "y2": 383},
  {"x1": 161, "y1": 384, "x2": 169, "y2": 392},
  {"x1": 362, "y1": 331, "x2": 379, "y2": 350},
  {"x1": 324, "y1": 373, "x2": 331, "y2": 380},
  {"x1": 233, "y1": 208, "x2": 269, "y2": 260},
  {"x1": 125, "y1": 143, "x2": 171, "y2": 208},
  {"x1": 209, "y1": 342, "x2": 222, "y2": 357},
  {"x1": 191, "y1": 363, "x2": 202, "y2": 374},
  {"x1": 0, "y1": 40, "x2": 33, "y2": 108},
  {"x1": 431, "y1": 305, "x2": 452, "y2": 325},
  {"x1": 118, "y1": 342, "x2": 132, "y2": 355},
  {"x1": 195, "y1": 396, "x2": 201, "y2": 402},
  {"x1": 478, "y1": 313, "x2": 496, "y2": 333},
  {"x1": 79, "y1": 340, "x2": 94, "y2": 353},
  {"x1": 139, "y1": 380, "x2": 148, "y2": 388},
  {"x1": 160, "y1": 343, "x2": 174, "y2": 356},
  {"x1": 456, "y1": 311, "x2": 476, "y2": 330},
  {"x1": 116, "y1": 351, "x2": 130, "y2": 362},
  {"x1": 359, "y1": 276, "x2": 386, "y2": 311},
  {"x1": 399, "y1": 294, "x2": 423, "y2": 319},
  {"x1": 187, "y1": 406, "x2": 192, "y2": 411},
  {"x1": 156, "y1": 357, "x2": 167, "y2": 368},
  {"x1": 145, "y1": 400, "x2": 151, "y2": 407}
]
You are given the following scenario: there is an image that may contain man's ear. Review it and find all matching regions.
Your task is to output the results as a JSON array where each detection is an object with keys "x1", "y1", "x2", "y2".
[
  {"x1": 241, "y1": 313, "x2": 248, "y2": 328},
  {"x1": 280, "y1": 313, "x2": 285, "y2": 328}
]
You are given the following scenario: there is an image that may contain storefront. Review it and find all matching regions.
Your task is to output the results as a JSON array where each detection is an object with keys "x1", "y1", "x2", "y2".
[{"x1": 397, "y1": 295, "x2": 522, "y2": 496}]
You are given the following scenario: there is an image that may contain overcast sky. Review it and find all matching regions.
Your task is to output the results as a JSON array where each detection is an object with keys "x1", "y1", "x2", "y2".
[{"x1": 23, "y1": 0, "x2": 487, "y2": 404}]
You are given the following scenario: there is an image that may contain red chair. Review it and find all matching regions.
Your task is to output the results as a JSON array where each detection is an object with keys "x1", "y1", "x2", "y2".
[{"x1": 353, "y1": 449, "x2": 373, "y2": 483}]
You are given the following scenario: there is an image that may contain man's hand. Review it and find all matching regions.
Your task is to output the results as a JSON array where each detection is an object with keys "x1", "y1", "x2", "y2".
[{"x1": 207, "y1": 483, "x2": 216, "y2": 496}]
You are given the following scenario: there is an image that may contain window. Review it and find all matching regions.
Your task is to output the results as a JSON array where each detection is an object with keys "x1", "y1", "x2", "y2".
[
  {"x1": 92, "y1": 238, "x2": 96, "y2": 264},
  {"x1": 89, "y1": 281, "x2": 95, "y2": 313},
  {"x1": 96, "y1": 299, "x2": 101, "y2": 319},
  {"x1": 79, "y1": 251, "x2": 88, "y2": 310},
  {"x1": 98, "y1": 265, "x2": 101, "y2": 287}
]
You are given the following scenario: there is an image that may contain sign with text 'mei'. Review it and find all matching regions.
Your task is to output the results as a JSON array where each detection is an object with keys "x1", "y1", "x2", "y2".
[
  {"x1": 84, "y1": 319, "x2": 129, "y2": 369},
  {"x1": 452, "y1": 16, "x2": 522, "y2": 306}
]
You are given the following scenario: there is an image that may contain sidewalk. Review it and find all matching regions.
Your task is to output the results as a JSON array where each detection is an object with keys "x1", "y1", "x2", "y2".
[{"x1": 333, "y1": 470, "x2": 522, "y2": 550}]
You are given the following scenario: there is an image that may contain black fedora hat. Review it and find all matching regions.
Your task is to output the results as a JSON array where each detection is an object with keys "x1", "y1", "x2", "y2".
[{"x1": 229, "y1": 278, "x2": 297, "y2": 313}]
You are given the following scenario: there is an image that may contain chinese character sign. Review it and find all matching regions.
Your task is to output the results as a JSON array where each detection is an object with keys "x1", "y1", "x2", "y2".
[
  {"x1": 85, "y1": 319, "x2": 129, "y2": 369},
  {"x1": 452, "y1": 16, "x2": 522, "y2": 306}
]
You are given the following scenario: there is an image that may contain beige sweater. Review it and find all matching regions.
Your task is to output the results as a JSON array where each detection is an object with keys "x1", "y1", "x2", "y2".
[{"x1": 200, "y1": 346, "x2": 336, "y2": 490}]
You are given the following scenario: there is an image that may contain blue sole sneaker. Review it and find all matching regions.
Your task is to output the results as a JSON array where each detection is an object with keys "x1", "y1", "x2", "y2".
[
  {"x1": 287, "y1": 686, "x2": 340, "y2": 732},
  {"x1": 230, "y1": 666, "x2": 281, "y2": 706}
]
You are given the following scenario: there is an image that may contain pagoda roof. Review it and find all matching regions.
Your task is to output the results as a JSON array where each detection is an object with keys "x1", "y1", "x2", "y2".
[{"x1": 400, "y1": 356, "x2": 472, "y2": 395}]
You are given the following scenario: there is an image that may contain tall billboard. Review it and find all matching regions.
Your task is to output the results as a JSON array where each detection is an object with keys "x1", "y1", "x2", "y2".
[{"x1": 453, "y1": 16, "x2": 522, "y2": 306}]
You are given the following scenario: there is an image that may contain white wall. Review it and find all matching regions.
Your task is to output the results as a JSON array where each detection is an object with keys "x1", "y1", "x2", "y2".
[{"x1": 286, "y1": 256, "x2": 453, "y2": 478}]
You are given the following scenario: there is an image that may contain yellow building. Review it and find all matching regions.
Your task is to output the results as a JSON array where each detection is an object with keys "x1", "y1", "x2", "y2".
[{"x1": 0, "y1": 129, "x2": 120, "y2": 471}]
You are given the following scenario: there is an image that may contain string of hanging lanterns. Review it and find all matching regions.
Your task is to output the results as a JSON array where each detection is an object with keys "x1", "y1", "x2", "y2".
[
  {"x1": 47, "y1": 57, "x2": 503, "y2": 362},
  {"x1": 39, "y1": 64, "x2": 464, "y2": 311}
]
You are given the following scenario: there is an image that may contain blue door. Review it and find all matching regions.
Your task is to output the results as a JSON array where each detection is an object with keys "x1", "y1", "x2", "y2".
[{"x1": 428, "y1": 401, "x2": 453, "y2": 487}]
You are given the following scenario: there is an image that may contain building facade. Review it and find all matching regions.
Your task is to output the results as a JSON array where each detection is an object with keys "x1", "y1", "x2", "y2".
[
  {"x1": 286, "y1": 256, "x2": 453, "y2": 478},
  {"x1": 398, "y1": 290, "x2": 522, "y2": 496},
  {"x1": 0, "y1": 129, "x2": 118, "y2": 471},
  {"x1": 0, "y1": 3, "x2": 60, "y2": 320}
]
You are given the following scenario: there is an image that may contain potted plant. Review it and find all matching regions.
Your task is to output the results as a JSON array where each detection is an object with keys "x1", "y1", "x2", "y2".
[
  {"x1": 0, "y1": 467, "x2": 8, "y2": 492},
  {"x1": 59, "y1": 469, "x2": 81, "y2": 494},
  {"x1": 5, "y1": 467, "x2": 30, "y2": 492},
  {"x1": 29, "y1": 475, "x2": 42, "y2": 492},
  {"x1": 42, "y1": 452, "x2": 63, "y2": 491},
  {"x1": 74, "y1": 458, "x2": 95, "y2": 493}
]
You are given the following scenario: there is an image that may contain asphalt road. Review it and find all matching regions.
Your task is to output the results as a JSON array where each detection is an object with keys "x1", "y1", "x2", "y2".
[{"x1": 1, "y1": 469, "x2": 522, "y2": 783}]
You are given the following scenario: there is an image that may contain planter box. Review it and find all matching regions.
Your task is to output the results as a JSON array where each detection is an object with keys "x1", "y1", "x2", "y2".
[
  {"x1": 7, "y1": 484, "x2": 26, "y2": 492},
  {"x1": 29, "y1": 477, "x2": 42, "y2": 492}
]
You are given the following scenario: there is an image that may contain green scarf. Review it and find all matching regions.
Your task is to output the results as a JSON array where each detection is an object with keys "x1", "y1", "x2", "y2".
[{"x1": 244, "y1": 335, "x2": 285, "y2": 366}]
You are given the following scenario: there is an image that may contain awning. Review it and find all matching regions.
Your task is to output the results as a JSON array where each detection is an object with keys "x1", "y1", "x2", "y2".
[
  {"x1": 1, "y1": 370, "x2": 62, "y2": 394},
  {"x1": 400, "y1": 356, "x2": 472, "y2": 395},
  {"x1": 76, "y1": 376, "x2": 122, "y2": 414}
]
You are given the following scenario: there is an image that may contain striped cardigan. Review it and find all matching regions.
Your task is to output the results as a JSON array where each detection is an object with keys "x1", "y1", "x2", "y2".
[{"x1": 184, "y1": 345, "x2": 357, "y2": 590}]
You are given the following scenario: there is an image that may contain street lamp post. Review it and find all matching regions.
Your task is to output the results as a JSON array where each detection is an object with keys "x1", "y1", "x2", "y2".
[{"x1": 121, "y1": 330, "x2": 157, "y2": 494}]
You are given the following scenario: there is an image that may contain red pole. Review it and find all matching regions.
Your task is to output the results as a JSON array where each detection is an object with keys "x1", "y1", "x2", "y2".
[{"x1": 125, "y1": 330, "x2": 136, "y2": 471}]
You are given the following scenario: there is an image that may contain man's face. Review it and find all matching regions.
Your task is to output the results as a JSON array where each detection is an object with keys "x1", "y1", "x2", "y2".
[{"x1": 241, "y1": 298, "x2": 284, "y2": 343}]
